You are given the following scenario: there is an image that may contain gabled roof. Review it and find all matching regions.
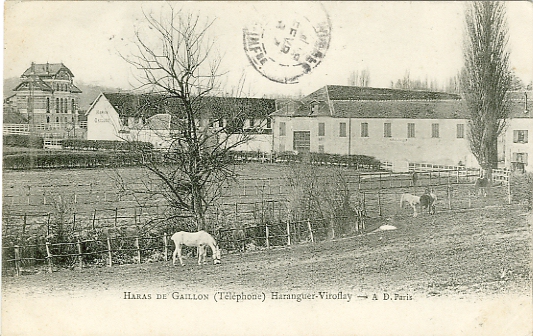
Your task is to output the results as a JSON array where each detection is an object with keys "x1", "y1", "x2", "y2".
[
  {"x1": 323, "y1": 85, "x2": 461, "y2": 101},
  {"x1": 272, "y1": 85, "x2": 462, "y2": 118},
  {"x1": 96, "y1": 92, "x2": 276, "y2": 119},
  {"x1": 332, "y1": 100, "x2": 467, "y2": 119},
  {"x1": 13, "y1": 77, "x2": 53, "y2": 92},
  {"x1": 21, "y1": 63, "x2": 74, "y2": 78},
  {"x1": 273, "y1": 88, "x2": 533, "y2": 119}
]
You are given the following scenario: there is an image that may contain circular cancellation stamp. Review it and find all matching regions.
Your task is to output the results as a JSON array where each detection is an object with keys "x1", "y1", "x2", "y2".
[{"x1": 243, "y1": 3, "x2": 332, "y2": 84}]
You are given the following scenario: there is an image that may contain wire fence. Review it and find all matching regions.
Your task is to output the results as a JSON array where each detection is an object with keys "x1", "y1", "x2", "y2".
[{"x1": 2, "y1": 166, "x2": 512, "y2": 276}]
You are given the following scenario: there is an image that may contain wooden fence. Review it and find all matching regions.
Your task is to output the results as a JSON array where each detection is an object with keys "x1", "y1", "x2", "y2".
[{"x1": 2, "y1": 167, "x2": 513, "y2": 275}]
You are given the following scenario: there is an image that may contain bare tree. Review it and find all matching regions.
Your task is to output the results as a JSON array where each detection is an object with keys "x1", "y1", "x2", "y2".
[
  {"x1": 462, "y1": 1, "x2": 511, "y2": 179},
  {"x1": 348, "y1": 69, "x2": 370, "y2": 87},
  {"x1": 120, "y1": 6, "x2": 262, "y2": 231}
]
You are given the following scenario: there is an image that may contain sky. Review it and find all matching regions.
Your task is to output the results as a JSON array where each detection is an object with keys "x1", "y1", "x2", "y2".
[{"x1": 3, "y1": 1, "x2": 533, "y2": 98}]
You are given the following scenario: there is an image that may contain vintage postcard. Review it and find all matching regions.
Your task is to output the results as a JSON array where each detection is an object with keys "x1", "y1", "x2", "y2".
[{"x1": 2, "y1": 1, "x2": 532, "y2": 335}]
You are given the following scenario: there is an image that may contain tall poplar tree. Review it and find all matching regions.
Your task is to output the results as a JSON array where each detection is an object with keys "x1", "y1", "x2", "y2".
[{"x1": 462, "y1": 1, "x2": 511, "y2": 179}]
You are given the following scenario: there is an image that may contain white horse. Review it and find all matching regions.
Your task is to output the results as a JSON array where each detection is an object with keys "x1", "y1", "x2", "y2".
[
  {"x1": 400, "y1": 193, "x2": 421, "y2": 217},
  {"x1": 171, "y1": 231, "x2": 221, "y2": 266}
]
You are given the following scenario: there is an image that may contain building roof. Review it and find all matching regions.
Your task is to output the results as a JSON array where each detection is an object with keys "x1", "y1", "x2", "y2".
[
  {"x1": 13, "y1": 77, "x2": 53, "y2": 92},
  {"x1": 332, "y1": 100, "x2": 467, "y2": 119},
  {"x1": 311, "y1": 85, "x2": 461, "y2": 101},
  {"x1": 21, "y1": 63, "x2": 74, "y2": 78},
  {"x1": 273, "y1": 85, "x2": 531, "y2": 119},
  {"x1": 96, "y1": 92, "x2": 276, "y2": 119}
]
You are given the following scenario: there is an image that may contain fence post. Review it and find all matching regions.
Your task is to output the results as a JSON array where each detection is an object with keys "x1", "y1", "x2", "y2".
[
  {"x1": 362, "y1": 192, "x2": 366, "y2": 215},
  {"x1": 378, "y1": 191, "x2": 382, "y2": 216},
  {"x1": 72, "y1": 213, "x2": 77, "y2": 231},
  {"x1": 77, "y1": 239, "x2": 83, "y2": 269},
  {"x1": 265, "y1": 223, "x2": 270, "y2": 249},
  {"x1": 114, "y1": 208, "x2": 118, "y2": 229},
  {"x1": 107, "y1": 237, "x2": 112, "y2": 267},
  {"x1": 389, "y1": 172, "x2": 393, "y2": 188},
  {"x1": 379, "y1": 173, "x2": 382, "y2": 189},
  {"x1": 92, "y1": 209, "x2": 97, "y2": 231},
  {"x1": 22, "y1": 214, "x2": 27, "y2": 239},
  {"x1": 447, "y1": 184, "x2": 452, "y2": 210},
  {"x1": 429, "y1": 171, "x2": 432, "y2": 186},
  {"x1": 135, "y1": 237, "x2": 141, "y2": 264},
  {"x1": 507, "y1": 174, "x2": 512, "y2": 205},
  {"x1": 45, "y1": 241, "x2": 53, "y2": 273},
  {"x1": 307, "y1": 218, "x2": 314, "y2": 243},
  {"x1": 163, "y1": 233, "x2": 168, "y2": 261},
  {"x1": 14, "y1": 246, "x2": 21, "y2": 276},
  {"x1": 286, "y1": 218, "x2": 291, "y2": 246},
  {"x1": 46, "y1": 213, "x2": 51, "y2": 237},
  {"x1": 358, "y1": 174, "x2": 361, "y2": 190},
  {"x1": 456, "y1": 170, "x2": 459, "y2": 184}
]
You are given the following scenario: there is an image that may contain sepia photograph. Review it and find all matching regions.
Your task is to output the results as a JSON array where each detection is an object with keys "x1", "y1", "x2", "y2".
[{"x1": 2, "y1": 1, "x2": 532, "y2": 335}]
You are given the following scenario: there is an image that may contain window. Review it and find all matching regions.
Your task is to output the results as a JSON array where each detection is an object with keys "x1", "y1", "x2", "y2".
[
  {"x1": 431, "y1": 123, "x2": 440, "y2": 138},
  {"x1": 339, "y1": 122, "x2": 347, "y2": 137},
  {"x1": 457, "y1": 124, "x2": 465, "y2": 138},
  {"x1": 56, "y1": 98, "x2": 59, "y2": 113},
  {"x1": 310, "y1": 102, "x2": 319, "y2": 115},
  {"x1": 318, "y1": 122, "x2": 325, "y2": 136},
  {"x1": 279, "y1": 122, "x2": 286, "y2": 136},
  {"x1": 512, "y1": 152, "x2": 528, "y2": 164},
  {"x1": 46, "y1": 98, "x2": 50, "y2": 113},
  {"x1": 407, "y1": 123, "x2": 415, "y2": 138},
  {"x1": 318, "y1": 144, "x2": 325, "y2": 153},
  {"x1": 60, "y1": 99, "x2": 63, "y2": 114},
  {"x1": 384, "y1": 123, "x2": 392, "y2": 137},
  {"x1": 71, "y1": 99, "x2": 75, "y2": 113},
  {"x1": 249, "y1": 118, "x2": 255, "y2": 128},
  {"x1": 360, "y1": 122, "x2": 369, "y2": 137},
  {"x1": 293, "y1": 131, "x2": 311, "y2": 152},
  {"x1": 513, "y1": 130, "x2": 528, "y2": 143},
  {"x1": 266, "y1": 119, "x2": 272, "y2": 129}
]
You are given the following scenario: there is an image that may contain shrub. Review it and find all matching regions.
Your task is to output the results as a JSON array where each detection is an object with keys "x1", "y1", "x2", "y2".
[
  {"x1": 60, "y1": 139, "x2": 153, "y2": 151},
  {"x1": 3, "y1": 134, "x2": 43, "y2": 148}
]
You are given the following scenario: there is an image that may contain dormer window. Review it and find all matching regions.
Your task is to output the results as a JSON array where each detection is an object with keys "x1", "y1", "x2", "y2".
[{"x1": 310, "y1": 101, "x2": 319, "y2": 115}]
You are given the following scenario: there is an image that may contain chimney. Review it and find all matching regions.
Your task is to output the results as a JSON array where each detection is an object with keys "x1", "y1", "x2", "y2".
[
  {"x1": 30, "y1": 62, "x2": 35, "y2": 74},
  {"x1": 46, "y1": 62, "x2": 49, "y2": 74}
]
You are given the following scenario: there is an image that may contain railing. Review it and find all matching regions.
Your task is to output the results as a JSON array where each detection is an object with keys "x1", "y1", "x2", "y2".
[{"x1": 3, "y1": 124, "x2": 30, "y2": 135}]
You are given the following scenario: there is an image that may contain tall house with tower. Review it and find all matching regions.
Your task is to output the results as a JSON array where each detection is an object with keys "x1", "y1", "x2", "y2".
[{"x1": 8, "y1": 62, "x2": 83, "y2": 137}]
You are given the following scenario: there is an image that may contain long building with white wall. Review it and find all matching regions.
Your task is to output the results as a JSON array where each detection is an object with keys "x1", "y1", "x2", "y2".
[
  {"x1": 86, "y1": 92, "x2": 276, "y2": 151},
  {"x1": 271, "y1": 85, "x2": 532, "y2": 172}
]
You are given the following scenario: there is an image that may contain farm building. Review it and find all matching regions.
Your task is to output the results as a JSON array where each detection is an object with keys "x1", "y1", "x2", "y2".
[
  {"x1": 86, "y1": 93, "x2": 276, "y2": 151},
  {"x1": 271, "y1": 85, "x2": 533, "y2": 172},
  {"x1": 3, "y1": 63, "x2": 83, "y2": 140},
  {"x1": 502, "y1": 91, "x2": 533, "y2": 172}
]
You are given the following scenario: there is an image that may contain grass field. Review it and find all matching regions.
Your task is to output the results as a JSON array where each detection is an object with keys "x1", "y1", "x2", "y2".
[
  {"x1": 2, "y1": 165, "x2": 531, "y2": 335},
  {"x1": 3, "y1": 201, "x2": 530, "y2": 297}
]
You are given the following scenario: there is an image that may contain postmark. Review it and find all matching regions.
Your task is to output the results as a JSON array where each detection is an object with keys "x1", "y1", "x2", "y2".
[{"x1": 243, "y1": 3, "x2": 332, "y2": 84}]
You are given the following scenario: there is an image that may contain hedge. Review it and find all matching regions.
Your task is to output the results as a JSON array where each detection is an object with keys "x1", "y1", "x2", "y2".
[
  {"x1": 3, "y1": 151, "x2": 146, "y2": 170},
  {"x1": 60, "y1": 139, "x2": 154, "y2": 151},
  {"x1": 3, "y1": 134, "x2": 44, "y2": 149}
]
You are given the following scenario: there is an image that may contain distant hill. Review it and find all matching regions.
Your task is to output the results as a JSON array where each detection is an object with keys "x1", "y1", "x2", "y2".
[{"x1": 3, "y1": 77, "x2": 126, "y2": 111}]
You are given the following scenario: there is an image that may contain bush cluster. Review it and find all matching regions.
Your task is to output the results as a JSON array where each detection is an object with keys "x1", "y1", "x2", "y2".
[
  {"x1": 3, "y1": 134, "x2": 44, "y2": 148},
  {"x1": 274, "y1": 151, "x2": 382, "y2": 168},
  {"x1": 61, "y1": 139, "x2": 154, "y2": 151},
  {"x1": 3, "y1": 151, "x2": 145, "y2": 170}
]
